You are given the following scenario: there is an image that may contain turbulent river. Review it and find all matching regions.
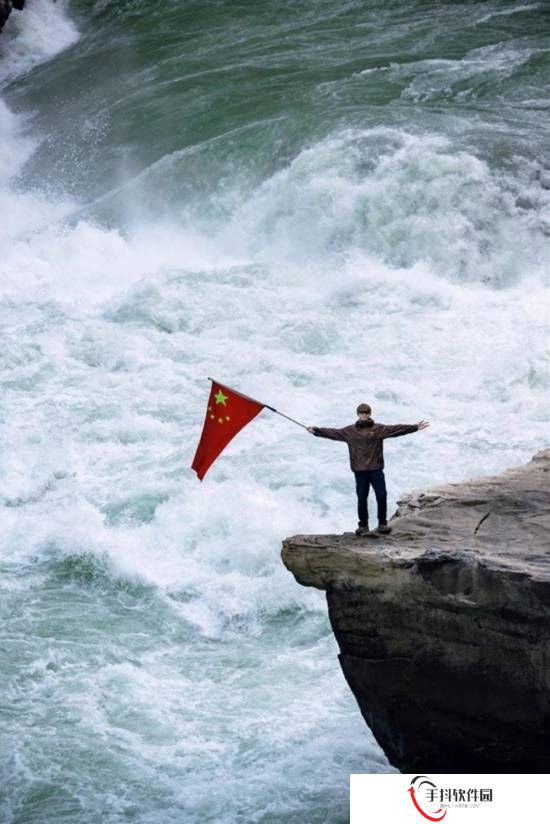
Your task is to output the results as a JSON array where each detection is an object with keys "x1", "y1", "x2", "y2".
[{"x1": 1, "y1": 1, "x2": 549, "y2": 821}]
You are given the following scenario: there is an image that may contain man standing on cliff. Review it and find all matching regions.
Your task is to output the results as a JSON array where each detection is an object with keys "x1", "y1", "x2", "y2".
[{"x1": 307, "y1": 404, "x2": 429, "y2": 537}]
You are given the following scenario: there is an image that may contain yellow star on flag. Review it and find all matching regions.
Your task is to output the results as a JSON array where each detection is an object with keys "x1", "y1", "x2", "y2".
[{"x1": 191, "y1": 380, "x2": 266, "y2": 480}]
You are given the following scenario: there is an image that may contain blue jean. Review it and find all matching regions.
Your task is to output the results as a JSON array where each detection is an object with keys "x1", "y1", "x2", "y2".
[{"x1": 354, "y1": 469, "x2": 387, "y2": 527}]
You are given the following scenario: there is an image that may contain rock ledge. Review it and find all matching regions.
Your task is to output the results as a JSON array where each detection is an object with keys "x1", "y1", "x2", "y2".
[{"x1": 282, "y1": 450, "x2": 550, "y2": 772}]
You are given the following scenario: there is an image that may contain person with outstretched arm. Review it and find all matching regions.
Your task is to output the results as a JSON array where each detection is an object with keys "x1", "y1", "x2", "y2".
[{"x1": 307, "y1": 403, "x2": 430, "y2": 537}]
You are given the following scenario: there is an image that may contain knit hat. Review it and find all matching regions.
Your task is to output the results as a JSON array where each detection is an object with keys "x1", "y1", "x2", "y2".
[{"x1": 356, "y1": 403, "x2": 372, "y2": 415}]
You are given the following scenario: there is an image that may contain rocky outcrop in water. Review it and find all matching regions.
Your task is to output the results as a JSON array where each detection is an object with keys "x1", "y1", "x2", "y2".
[
  {"x1": 0, "y1": 0, "x2": 24, "y2": 33},
  {"x1": 282, "y1": 450, "x2": 550, "y2": 773}
]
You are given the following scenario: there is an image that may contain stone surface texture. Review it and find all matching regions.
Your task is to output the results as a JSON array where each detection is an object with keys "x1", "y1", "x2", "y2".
[{"x1": 282, "y1": 450, "x2": 550, "y2": 773}]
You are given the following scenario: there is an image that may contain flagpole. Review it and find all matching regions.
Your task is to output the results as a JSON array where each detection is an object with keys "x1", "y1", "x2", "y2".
[
  {"x1": 207, "y1": 377, "x2": 309, "y2": 431},
  {"x1": 263, "y1": 405, "x2": 309, "y2": 430}
]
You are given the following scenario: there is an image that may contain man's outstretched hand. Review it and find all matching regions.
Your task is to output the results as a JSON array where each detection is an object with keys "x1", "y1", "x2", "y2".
[{"x1": 306, "y1": 426, "x2": 316, "y2": 433}]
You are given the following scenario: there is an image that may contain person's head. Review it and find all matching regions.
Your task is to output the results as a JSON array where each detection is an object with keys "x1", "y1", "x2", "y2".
[{"x1": 356, "y1": 403, "x2": 372, "y2": 421}]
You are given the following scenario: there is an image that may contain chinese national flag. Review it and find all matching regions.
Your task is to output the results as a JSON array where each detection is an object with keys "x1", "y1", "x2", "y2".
[{"x1": 191, "y1": 381, "x2": 265, "y2": 480}]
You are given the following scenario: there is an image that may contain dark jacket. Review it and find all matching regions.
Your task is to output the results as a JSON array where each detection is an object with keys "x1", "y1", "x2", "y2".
[{"x1": 313, "y1": 419, "x2": 418, "y2": 471}]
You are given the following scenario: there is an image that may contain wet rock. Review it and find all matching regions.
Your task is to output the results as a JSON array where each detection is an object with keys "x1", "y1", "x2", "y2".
[
  {"x1": 281, "y1": 450, "x2": 550, "y2": 772},
  {"x1": 0, "y1": 1, "x2": 11, "y2": 32},
  {"x1": 0, "y1": 0, "x2": 24, "y2": 33}
]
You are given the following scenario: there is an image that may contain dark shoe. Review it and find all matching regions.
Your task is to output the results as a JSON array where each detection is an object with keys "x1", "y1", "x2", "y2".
[
  {"x1": 355, "y1": 526, "x2": 369, "y2": 536},
  {"x1": 376, "y1": 524, "x2": 392, "y2": 535}
]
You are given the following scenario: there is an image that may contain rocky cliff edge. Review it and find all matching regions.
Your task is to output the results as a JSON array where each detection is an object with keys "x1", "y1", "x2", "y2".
[{"x1": 282, "y1": 450, "x2": 550, "y2": 773}]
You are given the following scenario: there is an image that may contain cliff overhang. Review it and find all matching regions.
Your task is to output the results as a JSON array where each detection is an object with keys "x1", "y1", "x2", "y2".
[{"x1": 282, "y1": 450, "x2": 550, "y2": 773}]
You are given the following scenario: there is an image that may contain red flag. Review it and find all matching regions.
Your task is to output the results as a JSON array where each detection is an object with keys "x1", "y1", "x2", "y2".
[{"x1": 191, "y1": 381, "x2": 264, "y2": 480}]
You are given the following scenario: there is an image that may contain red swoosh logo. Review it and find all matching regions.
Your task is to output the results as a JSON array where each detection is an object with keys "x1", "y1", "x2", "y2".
[{"x1": 408, "y1": 786, "x2": 447, "y2": 822}]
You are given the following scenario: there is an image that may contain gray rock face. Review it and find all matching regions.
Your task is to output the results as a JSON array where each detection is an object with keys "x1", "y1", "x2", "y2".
[{"x1": 281, "y1": 450, "x2": 550, "y2": 773}]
